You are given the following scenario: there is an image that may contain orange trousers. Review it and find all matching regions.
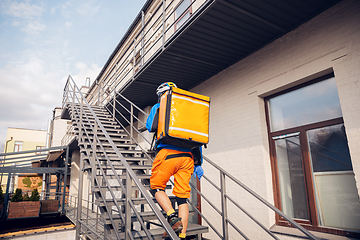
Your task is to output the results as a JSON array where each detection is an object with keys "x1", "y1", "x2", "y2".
[{"x1": 150, "y1": 149, "x2": 194, "y2": 198}]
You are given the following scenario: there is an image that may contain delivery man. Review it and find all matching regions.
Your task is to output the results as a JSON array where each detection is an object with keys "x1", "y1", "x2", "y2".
[{"x1": 146, "y1": 82, "x2": 204, "y2": 239}]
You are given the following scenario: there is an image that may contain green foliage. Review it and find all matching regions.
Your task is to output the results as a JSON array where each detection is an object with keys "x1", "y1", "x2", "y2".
[
  {"x1": 22, "y1": 177, "x2": 32, "y2": 188},
  {"x1": 23, "y1": 192, "x2": 30, "y2": 201},
  {"x1": 0, "y1": 186, "x2": 4, "y2": 203},
  {"x1": 11, "y1": 188, "x2": 23, "y2": 202},
  {"x1": 29, "y1": 189, "x2": 40, "y2": 201}
]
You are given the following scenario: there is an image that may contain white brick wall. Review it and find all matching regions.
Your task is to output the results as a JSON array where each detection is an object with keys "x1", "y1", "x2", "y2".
[{"x1": 191, "y1": 0, "x2": 360, "y2": 239}]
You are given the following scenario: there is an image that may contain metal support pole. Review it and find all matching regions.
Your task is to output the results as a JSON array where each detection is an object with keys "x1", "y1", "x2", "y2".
[
  {"x1": 75, "y1": 152, "x2": 85, "y2": 240},
  {"x1": 113, "y1": 93, "x2": 116, "y2": 121},
  {"x1": 97, "y1": 80, "x2": 101, "y2": 106},
  {"x1": 141, "y1": 11, "x2": 144, "y2": 66},
  {"x1": 133, "y1": 39, "x2": 136, "y2": 76},
  {"x1": 162, "y1": 0, "x2": 165, "y2": 50},
  {"x1": 2, "y1": 173, "x2": 12, "y2": 220},
  {"x1": 125, "y1": 171, "x2": 132, "y2": 240},
  {"x1": 130, "y1": 105, "x2": 134, "y2": 144},
  {"x1": 220, "y1": 172, "x2": 229, "y2": 240},
  {"x1": 62, "y1": 146, "x2": 69, "y2": 214}
]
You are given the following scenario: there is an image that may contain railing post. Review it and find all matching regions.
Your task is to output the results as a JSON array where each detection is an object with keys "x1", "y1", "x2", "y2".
[
  {"x1": 75, "y1": 152, "x2": 85, "y2": 240},
  {"x1": 220, "y1": 172, "x2": 229, "y2": 240},
  {"x1": 133, "y1": 38, "x2": 136, "y2": 77},
  {"x1": 130, "y1": 104, "x2": 134, "y2": 144},
  {"x1": 162, "y1": 0, "x2": 165, "y2": 50},
  {"x1": 141, "y1": 10, "x2": 144, "y2": 66},
  {"x1": 125, "y1": 171, "x2": 132, "y2": 240},
  {"x1": 97, "y1": 80, "x2": 101, "y2": 106},
  {"x1": 113, "y1": 91, "x2": 116, "y2": 121},
  {"x1": 62, "y1": 146, "x2": 69, "y2": 214}
]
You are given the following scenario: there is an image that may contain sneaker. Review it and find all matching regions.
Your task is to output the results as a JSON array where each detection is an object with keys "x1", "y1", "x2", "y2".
[{"x1": 162, "y1": 217, "x2": 183, "y2": 238}]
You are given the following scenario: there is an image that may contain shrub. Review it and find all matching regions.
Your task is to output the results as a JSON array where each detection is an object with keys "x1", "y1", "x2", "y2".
[
  {"x1": 23, "y1": 192, "x2": 30, "y2": 201},
  {"x1": 11, "y1": 188, "x2": 23, "y2": 202},
  {"x1": 29, "y1": 189, "x2": 40, "y2": 201}
]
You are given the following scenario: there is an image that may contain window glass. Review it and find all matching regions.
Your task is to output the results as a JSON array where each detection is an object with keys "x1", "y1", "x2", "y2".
[
  {"x1": 268, "y1": 77, "x2": 342, "y2": 132},
  {"x1": 274, "y1": 135, "x2": 309, "y2": 220},
  {"x1": 176, "y1": 11, "x2": 190, "y2": 29},
  {"x1": 14, "y1": 141, "x2": 23, "y2": 152},
  {"x1": 307, "y1": 124, "x2": 360, "y2": 230},
  {"x1": 175, "y1": 0, "x2": 191, "y2": 19},
  {"x1": 307, "y1": 124, "x2": 352, "y2": 172}
]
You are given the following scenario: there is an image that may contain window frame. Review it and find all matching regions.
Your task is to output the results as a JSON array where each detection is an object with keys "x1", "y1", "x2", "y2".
[
  {"x1": 14, "y1": 141, "x2": 23, "y2": 152},
  {"x1": 265, "y1": 74, "x2": 359, "y2": 237},
  {"x1": 174, "y1": 0, "x2": 193, "y2": 31}
]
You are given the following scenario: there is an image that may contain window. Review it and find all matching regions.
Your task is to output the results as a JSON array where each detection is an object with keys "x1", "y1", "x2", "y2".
[
  {"x1": 14, "y1": 141, "x2": 23, "y2": 152},
  {"x1": 266, "y1": 74, "x2": 360, "y2": 237},
  {"x1": 36, "y1": 146, "x2": 46, "y2": 155},
  {"x1": 175, "y1": 0, "x2": 192, "y2": 30}
]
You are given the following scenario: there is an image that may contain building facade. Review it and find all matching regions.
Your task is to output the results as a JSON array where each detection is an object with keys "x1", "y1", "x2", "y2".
[
  {"x1": 60, "y1": 0, "x2": 360, "y2": 239},
  {"x1": 1, "y1": 127, "x2": 47, "y2": 193}
]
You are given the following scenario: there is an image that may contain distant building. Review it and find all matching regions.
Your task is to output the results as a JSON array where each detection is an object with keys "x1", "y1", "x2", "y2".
[{"x1": 1, "y1": 127, "x2": 47, "y2": 193}]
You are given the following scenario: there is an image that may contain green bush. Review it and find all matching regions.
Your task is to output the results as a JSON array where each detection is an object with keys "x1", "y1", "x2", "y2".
[
  {"x1": 29, "y1": 189, "x2": 40, "y2": 201},
  {"x1": 11, "y1": 188, "x2": 23, "y2": 202},
  {"x1": 23, "y1": 192, "x2": 30, "y2": 201}
]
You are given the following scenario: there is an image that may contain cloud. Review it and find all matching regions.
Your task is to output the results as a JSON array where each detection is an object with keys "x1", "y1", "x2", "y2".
[
  {"x1": 1, "y1": 0, "x2": 43, "y2": 19},
  {"x1": 22, "y1": 21, "x2": 46, "y2": 35},
  {"x1": 0, "y1": 53, "x2": 101, "y2": 145},
  {"x1": 76, "y1": 0, "x2": 101, "y2": 17}
]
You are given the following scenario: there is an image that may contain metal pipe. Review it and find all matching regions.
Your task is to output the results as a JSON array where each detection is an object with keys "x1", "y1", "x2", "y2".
[
  {"x1": 220, "y1": 172, "x2": 229, "y2": 239},
  {"x1": 62, "y1": 146, "x2": 69, "y2": 214},
  {"x1": 75, "y1": 152, "x2": 85, "y2": 240}
]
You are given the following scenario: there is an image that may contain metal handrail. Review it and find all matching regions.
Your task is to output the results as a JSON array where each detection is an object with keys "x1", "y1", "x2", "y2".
[
  {"x1": 89, "y1": 0, "x2": 201, "y2": 107},
  {"x1": 63, "y1": 76, "x2": 180, "y2": 240},
  {"x1": 202, "y1": 156, "x2": 319, "y2": 240}
]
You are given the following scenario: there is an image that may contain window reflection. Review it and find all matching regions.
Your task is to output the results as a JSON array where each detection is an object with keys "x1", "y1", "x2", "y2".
[
  {"x1": 275, "y1": 135, "x2": 309, "y2": 220},
  {"x1": 307, "y1": 124, "x2": 352, "y2": 172},
  {"x1": 268, "y1": 77, "x2": 342, "y2": 132}
]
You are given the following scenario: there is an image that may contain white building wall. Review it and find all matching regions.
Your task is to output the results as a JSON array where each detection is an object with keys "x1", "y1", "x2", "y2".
[
  {"x1": 191, "y1": 0, "x2": 360, "y2": 239},
  {"x1": 51, "y1": 108, "x2": 71, "y2": 147}
]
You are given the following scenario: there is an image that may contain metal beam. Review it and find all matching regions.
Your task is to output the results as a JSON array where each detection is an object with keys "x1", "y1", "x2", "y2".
[
  {"x1": 216, "y1": 0, "x2": 286, "y2": 32},
  {"x1": 0, "y1": 166, "x2": 66, "y2": 174},
  {"x1": 166, "y1": 51, "x2": 223, "y2": 68},
  {"x1": 0, "y1": 146, "x2": 68, "y2": 157}
]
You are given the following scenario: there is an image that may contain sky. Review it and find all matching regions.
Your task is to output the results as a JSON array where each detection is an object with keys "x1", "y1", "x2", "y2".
[{"x1": 0, "y1": 0, "x2": 147, "y2": 149}]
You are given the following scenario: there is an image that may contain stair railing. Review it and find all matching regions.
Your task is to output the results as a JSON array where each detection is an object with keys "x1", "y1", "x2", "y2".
[
  {"x1": 63, "y1": 75, "x2": 180, "y2": 240},
  {"x1": 97, "y1": 82, "x2": 320, "y2": 240}
]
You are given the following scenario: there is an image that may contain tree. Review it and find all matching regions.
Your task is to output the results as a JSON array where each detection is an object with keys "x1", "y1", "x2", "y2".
[
  {"x1": 11, "y1": 188, "x2": 23, "y2": 202},
  {"x1": 29, "y1": 189, "x2": 40, "y2": 201}
]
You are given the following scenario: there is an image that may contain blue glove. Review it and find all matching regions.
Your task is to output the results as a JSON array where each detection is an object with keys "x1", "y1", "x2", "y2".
[{"x1": 194, "y1": 165, "x2": 204, "y2": 181}]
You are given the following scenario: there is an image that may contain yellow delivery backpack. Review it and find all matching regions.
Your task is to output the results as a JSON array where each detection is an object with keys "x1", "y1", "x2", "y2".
[{"x1": 157, "y1": 87, "x2": 210, "y2": 149}]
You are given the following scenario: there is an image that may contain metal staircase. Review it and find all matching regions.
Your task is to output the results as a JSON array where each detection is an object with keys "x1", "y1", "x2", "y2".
[
  {"x1": 62, "y1": 76, "x2": 207, "y2": 240},
  {"x1": 62, "y1": 76, "x2": 319, "y2": 240}
]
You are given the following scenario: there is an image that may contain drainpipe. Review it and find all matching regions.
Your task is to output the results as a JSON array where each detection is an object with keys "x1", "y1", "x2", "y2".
[
  {"x1": 42, "y1": 120, "x2": 52, "y2": 200},
  {"x1": 0, "y1": 137, "x2": 13, "y2": 187}
]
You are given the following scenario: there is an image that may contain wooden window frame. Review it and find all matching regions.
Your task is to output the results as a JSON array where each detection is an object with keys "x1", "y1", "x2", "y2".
[
  {"x1": 174, "y1": 0, "x2": 192, "y2": 31},
  {"x1": 14, "y1": 141, "x2": 23, "y2": 152},
  {"x1": 265, "y1": 74, "x2": 360, "y2": 238}
]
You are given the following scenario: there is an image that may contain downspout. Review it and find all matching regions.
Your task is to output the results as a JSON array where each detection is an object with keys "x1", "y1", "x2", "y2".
[
  {"x1": 0, "y1": 137, "x2": 13, "y2": 187},
  {"x1": 42, "y1": 119, "x2": 52, "y2": 200}
]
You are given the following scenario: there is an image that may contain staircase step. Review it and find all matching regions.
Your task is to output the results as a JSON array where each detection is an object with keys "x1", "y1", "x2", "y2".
[
  {"x1": 110, "y1": 224, "x2": 208, "y2": 240},
  {"x1": 96, "y1": 174, "x2": 151, "y2": 179},
  {"x1": 96, "y1": 196, "x2": 176, "y2": 207}
]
